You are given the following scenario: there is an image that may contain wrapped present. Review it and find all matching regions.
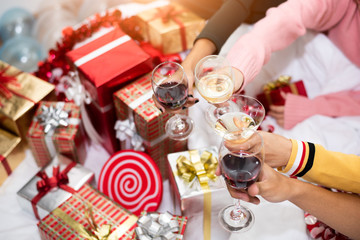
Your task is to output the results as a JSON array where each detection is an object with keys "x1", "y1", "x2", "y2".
[
  {"x1": 98, "y1": 150, "x2": 163, "y2": 216},
  {"x1": 136, "y1": 3, "x2": 205, "y2": 54},
  {"x1": 134, "y1": 211, "x2": 187, "y2": 239},
  {"x1": 167, "y1": 147, "x2": 233, "y2": 239},
  {"x1": 66, "y1": 27, "x2": 153, "y2": 155},
  {"x1": 17, "y1": 155, "x2": 94, "y2": 220},
  {"x1": 27, "y1": 101, "x2": 87, "y2": 167},
  {"x1": 113, "y1": 73, "x2": 188, "y2": 178},
  {"x1": 0, "y1": 61, "x2": 55, "y2": 143},
  {"x1": 256, "y1": 75, "x2": 308, "y2": 112},
  {"x1": 0, "y1": 128, "x2": 23, "y2": 186},
  {"x1": 38, "y1": 184, "x2": 137, "y2": 240}
]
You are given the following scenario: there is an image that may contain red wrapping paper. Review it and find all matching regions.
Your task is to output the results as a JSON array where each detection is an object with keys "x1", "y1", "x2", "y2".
[
  {"x1": 27, "y1": 101, "x2": 86, "y2": 167},
  {"x1": 38, "y1": 184, "x2": 137, "y2": 240},
  {"x1": 66, "y1": 27, "x2": 153, "y2": 154}
]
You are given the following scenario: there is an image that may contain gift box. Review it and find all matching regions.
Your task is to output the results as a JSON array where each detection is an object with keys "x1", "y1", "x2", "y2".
[
  {"x1": 136, "y1": 3, "x2": 205, "y2": 54},
  {"x1": 134, "y1": 211, "x2": 187, "y2": 239},
  {"x1": 113, "y1": 73, "x2": 188, "y2": 179},
  {"x1": 167, "y1": 147, "x2": 233, "y2": 239},
  {"x1": 0, "y1": 128, "x2": 23, "y2": 186},
  {"x1": 27, "y1": 101, "x2": 87, "y2": 167},
  {"x1": 17, "y1": 155, "x2": 94, "y2": 220},
  {"x1": 66, "y1": 27, "x2": 153, "y2": 155},
  {"x1": 38, "y1": 184, "x2": 137, "y2": 240},
  {"x1": 0, "y1": 61, "x2": 55, "y2": 143},
  {"x1": 256, "y1": 75, "x2": 308, "y2": 112}
]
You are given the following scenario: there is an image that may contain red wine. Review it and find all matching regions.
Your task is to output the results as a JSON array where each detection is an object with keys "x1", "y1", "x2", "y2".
[
  {"x1": 155, "y1": 82, "x2": 188, "y2": 110},
  {"x1": 221, "y1": 153, "x2": 261, "y2": 189}
]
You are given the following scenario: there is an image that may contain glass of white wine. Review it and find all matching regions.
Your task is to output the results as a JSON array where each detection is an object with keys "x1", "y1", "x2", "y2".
[{"x1": 194, "y1": 55, "x2": 237, "y2": 127}]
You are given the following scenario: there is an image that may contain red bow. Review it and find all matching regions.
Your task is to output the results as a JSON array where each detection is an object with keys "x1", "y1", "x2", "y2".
[
  {"x1": 31, "y1": 162, "x2": 77, "y2": 220},
  {"x1": 0, "y1": 65, "x2": 22, "y2": 107}
]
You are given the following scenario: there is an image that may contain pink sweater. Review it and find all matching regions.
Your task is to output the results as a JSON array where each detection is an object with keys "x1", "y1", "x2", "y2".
[{"x1": 227, "y1": 0, "x2": 360, "y2": 129}]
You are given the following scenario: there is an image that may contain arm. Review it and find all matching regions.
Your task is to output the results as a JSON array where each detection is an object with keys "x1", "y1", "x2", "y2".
[
  {"x1": 227, "y1": 0, "x2": 349, "y2": 91},
  {"x1": 247, "y1": 164, "x2": 360, "y2": 240}
]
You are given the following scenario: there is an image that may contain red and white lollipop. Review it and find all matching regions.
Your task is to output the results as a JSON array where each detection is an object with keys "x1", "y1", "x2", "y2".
[{"x1": 98, "y1": 150, "x2": 163, "y2": 215}]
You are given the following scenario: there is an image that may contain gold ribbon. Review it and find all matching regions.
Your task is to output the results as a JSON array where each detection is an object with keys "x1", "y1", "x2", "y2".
[
  {"x1": 53, "y1": 204, "x2": 137, "y2": 240},
  {"x1": 176, "y1": 150, "x2": 218, "y2": 240},
  {"x1": 263, "y1": 75, "x2": 291, "y2": 92}
]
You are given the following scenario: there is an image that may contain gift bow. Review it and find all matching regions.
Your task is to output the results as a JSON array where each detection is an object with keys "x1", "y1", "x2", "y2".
[
  {"x1": 176, "y1": 150, "x2": 218, "y2": 187},
  {"x1": 0, "y1": 65, "x2": 22, "y2": 107},
  {"x1": 31, "y1": 162, "x2": 77, "y2": 220},
  {"x1": 114, "y1": 116, "x2": 144, "y2": 152},
  {"x1": 36, "y1": 102, "x2": 70, "y2": 134},
  {"x1": 82, "y1": 205, "x2": 113, "y2": 240},
  {"x1": 263, "y1": 75, "x2": 291, "y2": 92}
]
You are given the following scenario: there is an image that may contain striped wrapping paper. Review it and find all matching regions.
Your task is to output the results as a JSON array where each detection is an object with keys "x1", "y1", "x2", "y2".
[{"x1": 38, "y1": 184, "x2": 137, "y2": 240}]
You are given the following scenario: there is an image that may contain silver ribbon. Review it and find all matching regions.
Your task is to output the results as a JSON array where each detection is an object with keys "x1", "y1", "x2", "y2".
[
  {"x1": 114, "y1": 113, "x2": 144, "y2": 151},
  {"x1": 58, "y1": 71, "x2": 104, "y2": 145}
]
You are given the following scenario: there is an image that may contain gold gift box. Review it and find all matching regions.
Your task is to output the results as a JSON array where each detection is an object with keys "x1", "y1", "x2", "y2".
[
  {"x1": 0, "y1": 61, "x2": 55, "y2": 143},
  {"x1": 0, "y1": 128, "x2": 23, "y2": 186},
  {"x1": 136, "y1": 3, "x2": 205, "y2": 54}
]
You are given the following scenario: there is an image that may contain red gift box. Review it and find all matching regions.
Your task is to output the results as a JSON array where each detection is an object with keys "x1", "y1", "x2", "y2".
[
  {"x1": 256, "y1": 76, "x2": 307, "y2": 113},
  {"x1": 38, "y1": 184, "x2": 137, "y2": 240},
  {"x1": 113, "y1": 73, "x2": 188, "y2": 178},
  {"x1": 66, "y1": 27, "x2": 153, "y2": 155},
  {"x1": 27, "y1": 101, "x2": 87, "y2": 167}
]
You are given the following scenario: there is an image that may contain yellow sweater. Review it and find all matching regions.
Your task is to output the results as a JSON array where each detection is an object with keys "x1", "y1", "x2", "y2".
[{"x1": 279, "y1": 139, "x2": 360, "y2": 194}]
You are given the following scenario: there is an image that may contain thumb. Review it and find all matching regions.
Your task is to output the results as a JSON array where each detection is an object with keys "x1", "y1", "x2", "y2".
[{"x1": 247, "y1": 182, "x2": 260, "y2": 197}]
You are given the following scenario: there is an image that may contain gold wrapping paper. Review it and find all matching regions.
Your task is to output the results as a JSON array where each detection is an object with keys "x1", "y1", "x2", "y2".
[
  {"x1": 0, "y1": 61, "x2": 55, "y2": 143},
  {"x1": 0, "y1": 128, "x2": 23, "y2": 185},
  {"x1": 136, "y1": 3, "x2": 205, "y2": 54}
]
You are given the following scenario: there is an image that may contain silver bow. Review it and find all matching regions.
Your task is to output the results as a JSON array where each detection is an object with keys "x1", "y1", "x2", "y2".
[
  {"x1": 114, "y1": 114, "x2": 144, "y2": 152},
  {"x1": 59, "y1": 71, "x2": 91, "y2": 106},
  {"x1": 36, "y1": 102, "x2": 69, "y2": 134}
]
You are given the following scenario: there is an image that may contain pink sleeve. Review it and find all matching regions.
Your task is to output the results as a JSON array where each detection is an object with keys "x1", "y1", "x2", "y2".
[
  {"x1": 226, "y1": 0, "x2": 348, "y2": 85},
  {"x1": 284, "y1": 90, "x2": 360, "y2": 129}
]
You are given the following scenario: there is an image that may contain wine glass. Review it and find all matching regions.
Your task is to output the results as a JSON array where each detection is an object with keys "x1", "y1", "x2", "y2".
[
  {"x1": 214, "y1": 94, "x2": 266, "y2": 135},
  {"x1": 151, "y1": 61, "x2": 194, "y2": 141},
  {"x1": 218, "y1": 128, "x2": 264, "y2": 232},
  {"x1": 194, "y1": 55, "x2": 237, "y2": 127}
]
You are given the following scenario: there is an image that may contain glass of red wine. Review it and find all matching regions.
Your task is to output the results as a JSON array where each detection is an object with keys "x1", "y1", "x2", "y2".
[
  {"x1": 151, "y1": 61, "x2": 194, "y2": 140},
  {"x1": 218, "y1": 128, "x2": 264, "y2": 232}
]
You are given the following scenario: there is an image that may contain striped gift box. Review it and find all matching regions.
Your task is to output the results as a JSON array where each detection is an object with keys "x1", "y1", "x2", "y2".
[
  {"x1": 38, "y1": 184, "x2": 137, "y2": 240},
  {"x1": 27, "y1": 101, "x2": 87, "y2": 167}
]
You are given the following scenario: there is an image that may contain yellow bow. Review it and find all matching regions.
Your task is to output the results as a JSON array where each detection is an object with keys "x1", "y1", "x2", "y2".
[{"x1": 263, "y1": 75, "x2": 291, "y2": 92}]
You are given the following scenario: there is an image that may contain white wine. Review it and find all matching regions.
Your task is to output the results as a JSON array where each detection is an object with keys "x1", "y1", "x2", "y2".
[
  {"x1": 215, "y1": 112, "x2": 256, "y2": 134},
  {"x1": 196, "y1": 74, "x2": 234, "y2": 104}
]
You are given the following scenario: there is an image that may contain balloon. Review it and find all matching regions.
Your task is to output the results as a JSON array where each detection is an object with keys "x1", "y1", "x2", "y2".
[
  {"x1": 0, "y1": 7, "x2": 35, "y2": 43},
  {"x1": 0, "y1": 36, "x2": 45, "y2": 72}
]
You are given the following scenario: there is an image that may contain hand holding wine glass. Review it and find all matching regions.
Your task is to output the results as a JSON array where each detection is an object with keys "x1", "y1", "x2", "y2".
[
  {"x1": 218, "y1": 128, "x2": 264, "y2": 232},
  {"x1": 151, "y1": 61, "x2": 194, "y2": 140}
]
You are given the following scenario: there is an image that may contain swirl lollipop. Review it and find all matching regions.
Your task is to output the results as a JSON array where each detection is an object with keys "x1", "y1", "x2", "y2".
[{"x1": 98, "y1": 150, "x2": 163, "y2": 215}]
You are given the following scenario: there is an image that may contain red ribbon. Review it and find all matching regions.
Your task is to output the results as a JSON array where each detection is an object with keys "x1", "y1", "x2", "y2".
[
  {"x1": 31, "y1": 161, "x2": 77, "y2": 220},
  {"x1": 151, "y1": 5, "x2": 187, "y2": 52},
  {"x1": 0, "y1": 155, "x2": 12, "y2": 176}
]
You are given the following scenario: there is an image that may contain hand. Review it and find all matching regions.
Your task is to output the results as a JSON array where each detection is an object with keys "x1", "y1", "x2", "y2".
[
  {"x1": 247, "y1": 163, "x2": 294, "y2": 203},
  {"x1": 268, "y1": 91, "x2": 287, "y2": 127}
]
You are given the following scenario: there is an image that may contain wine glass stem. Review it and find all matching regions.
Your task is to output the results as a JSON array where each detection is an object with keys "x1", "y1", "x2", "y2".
[
  {"x1": 231, "y1": 198, "x2": 245, "y2": 221},
  {"x1": 173, "y1": 114, "x2": 185, "y2": 130}
]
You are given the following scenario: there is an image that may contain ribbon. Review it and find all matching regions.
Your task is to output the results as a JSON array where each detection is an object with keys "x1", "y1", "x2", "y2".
[
  {"x1": 52, "y1": 204, "x2": 137, "y2": 240},
  {"x1": 135, "y1": 212, "x2": 182, "y2": 240},
  {"x1": 58, "y1": 71, "x2": 104, "y2": 145},
  {"x1": 150, "y1": 5, "x2": 187, "y2": 51},
  {"x1": 0, "y1": 65, "x2": 23, "y2": 107},
  {"x1": 31, "y1": 162, "x2": 77, "y2": 220},
  {"x1": 114, "y1": 113, "x2": 145, "y2": 151},
  {"x1": 263, "y1": 75, "x2": 291, "y2": 92},
  {"x1": 0, "y1": 155, "x2": 12, "y2": 176}
]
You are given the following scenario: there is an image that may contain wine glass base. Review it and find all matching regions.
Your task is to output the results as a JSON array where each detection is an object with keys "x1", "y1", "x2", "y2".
[
  {"x1": 218, "y1": 204, "x2": 254, "y2": 233},
  {"x1": 165, "y1": 114, "x2": 194, "y2": 141}
]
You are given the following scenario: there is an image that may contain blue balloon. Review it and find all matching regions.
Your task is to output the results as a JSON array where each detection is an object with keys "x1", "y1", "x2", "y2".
[
  {"x1": 0, "y1": 36, "x2": 45, "y2": 72},
  {"x1": 0, "y1": 7, "x2": 35, "y2": 43}
]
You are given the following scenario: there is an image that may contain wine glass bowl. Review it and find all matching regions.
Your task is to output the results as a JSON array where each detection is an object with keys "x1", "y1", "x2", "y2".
[
  {"x1": 151, "y1": 61, "x2": 194, "y2": 141},
  {"x1": 218, "y1": 129, "x2": 264, "y2": 232},
  {"x1": 214, "y1": 94, "x2": 266, "y2": 135}
]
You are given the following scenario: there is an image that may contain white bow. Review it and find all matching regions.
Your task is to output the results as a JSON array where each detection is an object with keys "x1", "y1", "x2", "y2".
[{"x1": 114, "y1": 116, "x2": 144, "y2": 152}]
